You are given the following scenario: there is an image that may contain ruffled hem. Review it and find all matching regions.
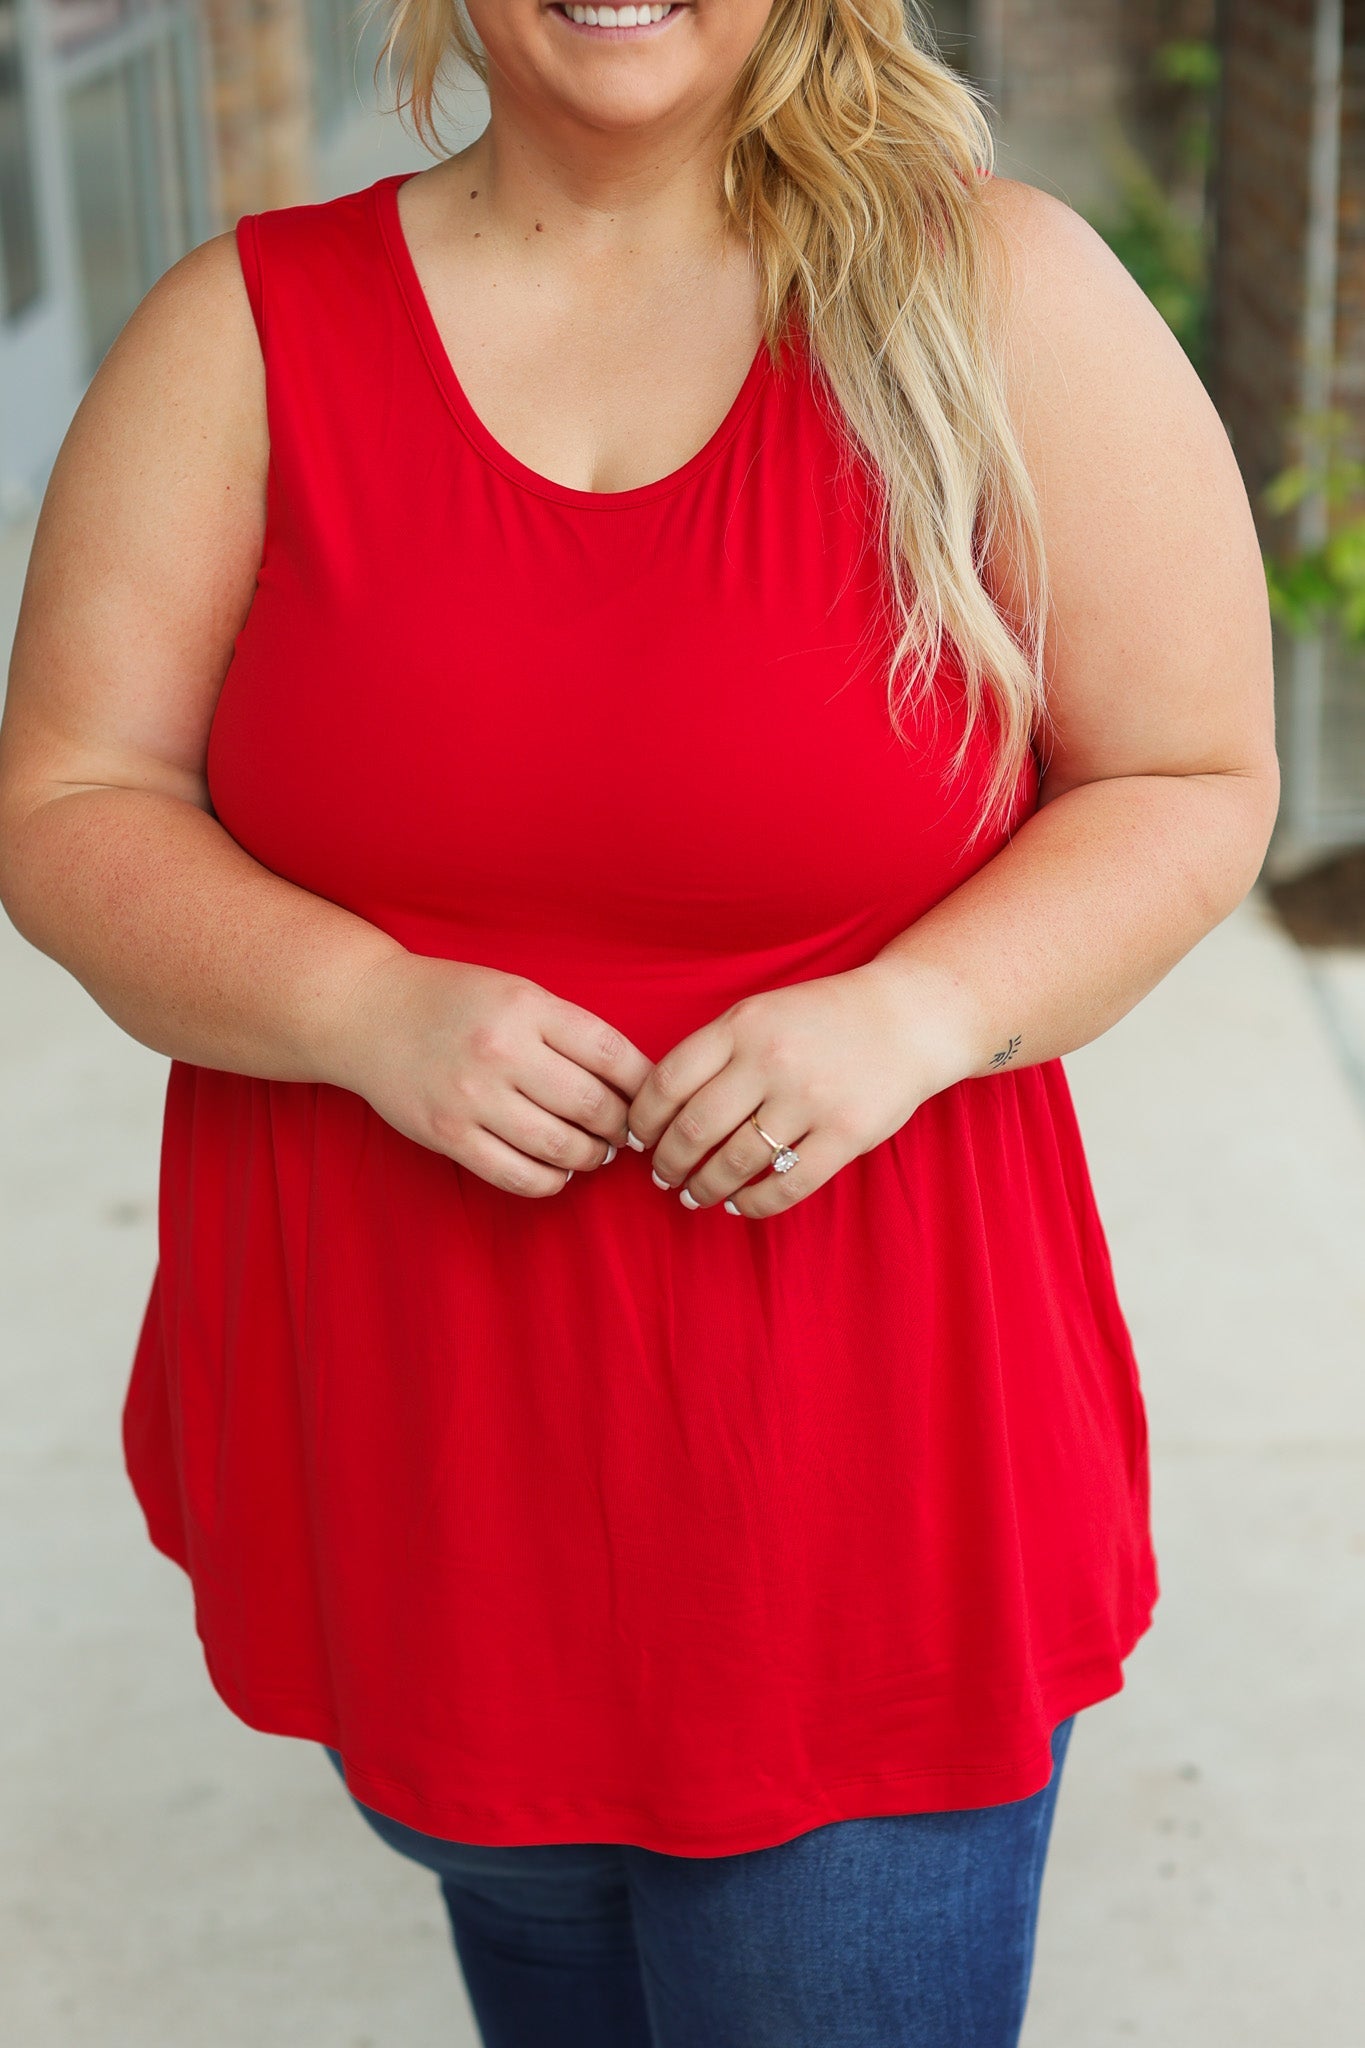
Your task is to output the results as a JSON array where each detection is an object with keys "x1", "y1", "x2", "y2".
[{"x1": 141, "y1": 1508, "x2": 1157, "y2": 1859}]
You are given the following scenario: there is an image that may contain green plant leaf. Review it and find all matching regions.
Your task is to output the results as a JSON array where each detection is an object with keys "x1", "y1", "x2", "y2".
[
  {"x1": 1325, "y1": 521, "x2": 1365, "y2": 587},
  {"x1": 1265, "y1": 552, "x2": 1340, "y2": 636},
  {"x1": 1264, "y1": 466, "x2": 1314, "y2": 517},
  {"x1": 1155, "y1": 39, "x2": 1221, "y2": 92}
]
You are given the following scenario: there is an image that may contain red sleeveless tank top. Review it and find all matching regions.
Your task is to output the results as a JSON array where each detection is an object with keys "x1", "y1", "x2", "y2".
[{"x1": 121, "y1": 171, "x2": 1158, "y2": 1854}]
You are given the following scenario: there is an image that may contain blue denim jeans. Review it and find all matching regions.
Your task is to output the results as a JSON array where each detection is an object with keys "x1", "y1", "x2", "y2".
[{"x1": 321, "y1": 1712, "x2": 1076, "y2": 2048}]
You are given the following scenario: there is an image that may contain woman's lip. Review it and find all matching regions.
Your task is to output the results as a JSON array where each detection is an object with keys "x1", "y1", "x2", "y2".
[{"x1": 550, "y1": 4, "x2": 686, "y2": 37}]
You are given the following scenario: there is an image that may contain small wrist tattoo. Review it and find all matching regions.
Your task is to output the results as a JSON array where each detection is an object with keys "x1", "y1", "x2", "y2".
[{"x1": 988, "y1": 1034, "x2": 1022, "y2": 1070}]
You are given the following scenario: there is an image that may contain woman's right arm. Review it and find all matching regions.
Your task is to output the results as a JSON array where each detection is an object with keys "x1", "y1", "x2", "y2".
[{"x1": 0, "y1": 232, "x2": 644, "y2": 1193}]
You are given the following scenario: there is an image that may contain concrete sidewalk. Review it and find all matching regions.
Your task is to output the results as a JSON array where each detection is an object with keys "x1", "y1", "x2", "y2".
[{"x1": 2, "y1": 497, "x2": 1363, "y2": 2043}]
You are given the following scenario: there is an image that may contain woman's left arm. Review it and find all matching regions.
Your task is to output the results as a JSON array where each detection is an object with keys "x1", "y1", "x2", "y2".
[
  {"x1": 863, "y1": 175, "x2": 1280, "y2": 1085},
  {"x1": 628, "y1": 180, "x2": 1280, "y2": 1216}
]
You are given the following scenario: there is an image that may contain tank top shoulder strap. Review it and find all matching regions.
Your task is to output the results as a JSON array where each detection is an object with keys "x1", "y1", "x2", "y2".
[
  {"x1": 233, "y1": 177, "x2": 428, "y2": 524},
  {"x1": 233, "y1": 180, "x2": 383, "y2": 358}
]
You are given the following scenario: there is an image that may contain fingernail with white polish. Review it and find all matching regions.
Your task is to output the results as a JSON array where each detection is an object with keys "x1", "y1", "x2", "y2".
[
  {"x1": 724, "y1": 1199, "x2": 741, "y2": 1215},
  {"x1": 565, "y1": 1170, "x2": 574, "y2": 1181},
  {"x1": 603, "y1": 1145, "x2": 617, "y2": 1163},
  {"x1": 679, "y1": 1188, "x2": 700, "y2": 1210},
  {"x1": 651, "y1": 1169, "x2": 672, "y2": 1190},
  {"x1": 626, "y1": 1130, "x2": 646, "y2": 1151}
]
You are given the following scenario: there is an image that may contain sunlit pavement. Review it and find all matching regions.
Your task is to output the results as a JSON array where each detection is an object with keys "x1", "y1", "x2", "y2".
[{"x1": 4, "y1": 497, "x2": 1364, "y2": 2040}]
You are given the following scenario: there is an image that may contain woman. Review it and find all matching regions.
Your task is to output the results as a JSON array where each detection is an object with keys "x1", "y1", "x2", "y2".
[{"x1": 0, "y1": 0, "x2": 1277, "y2": 2042}]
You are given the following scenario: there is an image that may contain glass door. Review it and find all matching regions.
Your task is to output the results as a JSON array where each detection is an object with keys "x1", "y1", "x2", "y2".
[
  {"x1": 50, "y1": 0, "x2": 204, "y2": 371},
  {"x1": 309, "y1": 0, "x2": 389, "y2": 136},
  {"x1": 0, "y1": 0, "x2": 43, "y2": 319}
]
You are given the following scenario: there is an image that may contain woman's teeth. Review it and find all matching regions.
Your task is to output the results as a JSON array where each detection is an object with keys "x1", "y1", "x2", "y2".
[{"x1": 561, "y1": 4, "x2": 674, "y2": 23}]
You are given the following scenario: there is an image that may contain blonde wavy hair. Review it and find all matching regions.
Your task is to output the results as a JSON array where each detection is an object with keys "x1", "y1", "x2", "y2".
[{"x1": 362, "y1": 0, "x2": 1051, "y2": 843}]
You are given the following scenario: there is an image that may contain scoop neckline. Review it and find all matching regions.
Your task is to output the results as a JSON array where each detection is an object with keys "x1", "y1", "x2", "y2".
[{"x1": 374, "y1": 170, "x2": 775, "y2": 511}]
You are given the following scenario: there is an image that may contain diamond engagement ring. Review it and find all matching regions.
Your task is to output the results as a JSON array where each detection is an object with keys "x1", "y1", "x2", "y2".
[{"x1": 749, "y1": 1113, "x2": 800, "y2": 1175}]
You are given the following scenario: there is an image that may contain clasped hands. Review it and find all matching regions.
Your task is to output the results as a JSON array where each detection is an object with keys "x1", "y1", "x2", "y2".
[
  {"x1": 616, "y1": 965, "x2": 952, "y2": 1219},
  {"x1": 337, "y1": 950, "x2": 978, "y2": 1219}
]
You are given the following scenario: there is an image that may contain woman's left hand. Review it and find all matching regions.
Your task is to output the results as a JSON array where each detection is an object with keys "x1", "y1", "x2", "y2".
[{"x1": 622, "y1": 962, "x2": 969, "y2": 1220}]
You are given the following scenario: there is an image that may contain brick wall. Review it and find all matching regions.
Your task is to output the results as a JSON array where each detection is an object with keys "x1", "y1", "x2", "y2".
[
  {"x1": 202, "y1": 0, "x2": 314, "y2": 222},
  {"x1": 1337, "y1": 0, "x2": 1365, "y2": 408},
  {"x1": 1123, "y1": 0, "x2": 1220, "y2": 187},
  {"x1": 1211, "y1": 0, "x2": 1365, "y2": 540},
  {"x1": 993, "y1": 0, "x2": 1127, "y2": 121},
  {"x1": 986, "y1": 0, "x2": 1127, "y2": 206},
  {"x1": 1209, "y1": 0, "x2": 1317, "y2": 523},
  {"x1": 970, "y1": 0, "x2": 1216, "y2": 208}
]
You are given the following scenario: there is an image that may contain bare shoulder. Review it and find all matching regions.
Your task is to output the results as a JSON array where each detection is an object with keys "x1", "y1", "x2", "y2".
[
  {"x1": 975, "y1": 172, "x2": 1114, "y2": 259},
  {"x1": 2, "y1": 229, "x2": 270, "y2": 814},
  {"x1": 969, "y1": 177, "x2": 1277, "y2": 794},
  {"x1": 971, "y1": 174, "x2": 1223, "y2": 458},
  {"x1": 975, "y1": 174, "x2": 1163, "y2": 331},
  {"x1": 25, "y1": 226, "x2": 268, "y2": 618},
  {"x1": 51, "y1": 227, "x2": 266, "y2": 493}
]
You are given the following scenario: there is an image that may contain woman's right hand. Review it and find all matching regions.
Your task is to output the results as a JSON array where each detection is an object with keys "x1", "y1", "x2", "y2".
[{"x1": 322, "y1": 950, "x2": 654, "y2": 1196}]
